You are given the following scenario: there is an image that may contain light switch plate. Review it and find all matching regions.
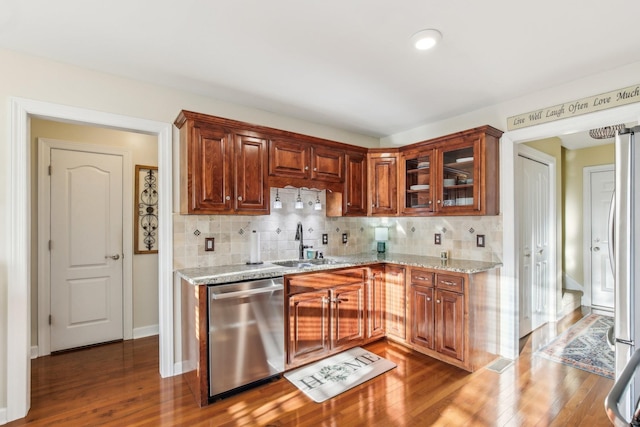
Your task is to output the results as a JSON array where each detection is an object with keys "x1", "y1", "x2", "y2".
[
  {"x1": 342, "y1": 233, "x2": 348, "y2": 244},
  {"x1": 477, "y1": 234, "x2": 485, "y2": 247},
  {"x1": 322, "y1": 233, "x2": 328, "y2": 245},
  {"x1": 434, "y1": 233, "x2": 441, "y2": 245}
]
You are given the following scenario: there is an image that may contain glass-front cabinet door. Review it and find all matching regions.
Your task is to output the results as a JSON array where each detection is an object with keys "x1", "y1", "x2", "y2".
[
  {"x1": 437, "y1": 139, "x2": 479, "y2": 213},
  {"x1": 402, "y1": 148, "x2": 435, "y2": 214}
]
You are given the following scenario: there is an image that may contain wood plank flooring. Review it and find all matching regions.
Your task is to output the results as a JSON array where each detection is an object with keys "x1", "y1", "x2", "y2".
[{"x1": 6, "y1": 308, "x2": 613, "y2": 426}]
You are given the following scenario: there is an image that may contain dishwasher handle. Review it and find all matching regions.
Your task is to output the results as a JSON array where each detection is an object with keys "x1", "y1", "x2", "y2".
[
  {"x1": 210, "y1": 283, "x2": 283, "y2": 300},
  {"x1": 605, "y1": 348, "x2": 640, "y2": 426}
]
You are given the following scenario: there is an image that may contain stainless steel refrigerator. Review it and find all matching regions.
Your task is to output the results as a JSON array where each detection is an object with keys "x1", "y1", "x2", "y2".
[{"x1": 606, "y1": 125, "x2": 640, "y2": 426}]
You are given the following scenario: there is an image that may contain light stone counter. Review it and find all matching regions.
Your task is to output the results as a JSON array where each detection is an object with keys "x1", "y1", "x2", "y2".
[{"x1": 176, "y1": 253, "x2": 502, "y2": 286}]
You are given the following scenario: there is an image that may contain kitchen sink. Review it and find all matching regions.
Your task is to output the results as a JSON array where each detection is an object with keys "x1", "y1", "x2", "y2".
[{"x1": 272, "y1": 258, "x2": 348, "y2": 268}]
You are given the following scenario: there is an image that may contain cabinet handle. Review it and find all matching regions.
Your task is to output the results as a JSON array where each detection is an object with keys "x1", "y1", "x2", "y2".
[
  {"x1": 313, "y1": 167, "x2": 317, "y2": 171},
  {"x1": 426, "y1": 297, "x2": 432, "y2": 301},
  {"x1": 428, "y1": 200, "x2": 432, "y2": 205},
  {"x1": 416, "y1": 276, "x2": 429, "y2": 280},
  {"x1": 441, "y1": 281, "x2": 456, "y2": 286},
  {"x1": 225, "y1": 195, "x2": 231, "y2": 201},
  {"x1": 334, "y1": 298, "x2": 348, "y2": 303},
  {"x1": 237, "y1": 196, "x2": 243, "y2": 201},
  {"x1": 304, "y1": 166, "x2": 309, "y2": 170},
  {"x1": 437, "y1": 199, "x2": 441, "y2": 204},
  {"x1": 436, "y1": 299, "x2": 441, "y2": 304},
  {"x1": 322, "y1": 297, "x2": 329, "y2": 304},
  {"x1": 347, "y1": 202, "x2": 351, "y2": 206}
]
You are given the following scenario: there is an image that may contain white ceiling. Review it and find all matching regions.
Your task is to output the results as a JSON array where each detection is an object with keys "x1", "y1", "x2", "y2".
[{"x1": 2, "y1": 0, "x2": 640, "y2": 138}]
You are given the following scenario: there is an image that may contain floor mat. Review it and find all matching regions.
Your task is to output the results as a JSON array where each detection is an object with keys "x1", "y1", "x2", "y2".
[{"x1": 284, "y1": 347, "x2": 396, "y2": 403}]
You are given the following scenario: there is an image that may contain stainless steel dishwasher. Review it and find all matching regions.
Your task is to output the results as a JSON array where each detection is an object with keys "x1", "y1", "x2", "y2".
[{"x1": 208, "y1": 277, "x2": 284, "y2": 399}]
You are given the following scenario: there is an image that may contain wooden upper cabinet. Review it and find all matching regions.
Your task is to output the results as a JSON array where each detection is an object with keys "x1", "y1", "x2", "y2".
[
  {"x1": 343, "y1": 151, "x2": 368, "y2": 216},
  {"x1": 311, "y1": 146, "x2": 344, "y2": 182},
  {"x1": 269, "y1": 139, "x2": 310, "y2": 179},
  {"x1": 234, "y1": 132, "x2": 269, "y2": 213},
  {"x1": 400, "y1": 125, "x2": 502, "y2": 216},
  {"x1": 369, "y1": 152, "x2": 398, "y2": 216},
  {"x1": 176, "y1": 111, "x2": 268, "y2": 215},
  {"x1": 181, "y1": 121, "x2": 233, "y2": 214}
]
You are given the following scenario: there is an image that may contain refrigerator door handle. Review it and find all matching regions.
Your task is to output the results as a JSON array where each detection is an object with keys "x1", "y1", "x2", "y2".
[
  {"x1": 605, "y1": 348, "x2": 640, "y2": 426},
  {"x1": 608, "y1": 191, "x2": 615, "y2": 275}
]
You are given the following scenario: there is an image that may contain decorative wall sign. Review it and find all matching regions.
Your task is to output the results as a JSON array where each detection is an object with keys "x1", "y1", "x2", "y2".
[
  {"x1": 507, "y1": 84, "x2": 640, "y2": 131},
  {"x1": 135, "y1": 165, "x2": 159, "y2": 254}
]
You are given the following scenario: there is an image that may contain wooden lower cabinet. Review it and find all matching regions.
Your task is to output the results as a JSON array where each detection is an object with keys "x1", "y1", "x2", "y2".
[
  {"x1": 435, "y1": 289, "x2": 464, "y2": 360},
  {"x1": 286, "y1": 269, "x2": 366, "y2": 368},
  {"x1": 385, "y1": 265, "x2": 406, "y2": 341},
  {"x1": 408, "y1": 268, "x2": 498, "y2": 371},
  {"x1": 367, "y1": 264, "x2": 386, "y2": 339}
]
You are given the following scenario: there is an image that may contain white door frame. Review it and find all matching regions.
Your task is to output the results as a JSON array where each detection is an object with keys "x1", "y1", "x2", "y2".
[
  {"x1": 516, "y1": 144, "x2": 557, "y2": 335},
  {"x1": 500, "y1": 103, "x2": 640, "y2": 360},
  {"x1": 7, "y1": 97, "x2": 173, "y2": 422},
  {"x1": 582, "y1": 163, "x2": 615, "y2": 308},
  {"x1": 38, "y1": 138, "x2": 133, "y2": 356}
]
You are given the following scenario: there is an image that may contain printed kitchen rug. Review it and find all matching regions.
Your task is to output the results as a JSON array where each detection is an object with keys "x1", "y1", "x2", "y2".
[
  {"x1": 535, "y1": 314, "x2": 614, "y2": 379},
  {"x1": 284, "y1": 347, "x2": 396, "y2": 403}
]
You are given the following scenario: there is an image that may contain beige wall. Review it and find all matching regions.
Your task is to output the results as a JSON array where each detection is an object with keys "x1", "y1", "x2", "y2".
[
  {"x1": 30, "y1": 119, "x2": 160, "y2": 346},
  {"x1": 562, "y1": 143, "x2": 614, "y2": 287}
]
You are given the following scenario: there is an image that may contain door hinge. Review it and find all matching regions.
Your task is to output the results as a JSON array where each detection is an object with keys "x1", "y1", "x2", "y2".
[
  {"x1": 49, "y1": 315, "x2": 52, "y2": 325},
  {"x1": 48, "y1": 240, "x2": 52, "y2": 251},
  {"x1": 48, "y1": 165, "x2": 52, "y2": 175}
]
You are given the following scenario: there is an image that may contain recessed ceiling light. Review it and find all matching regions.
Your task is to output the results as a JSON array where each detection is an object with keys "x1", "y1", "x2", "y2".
[{"x1": 411, "y1": 29, "x2": 442, "y2": 51}]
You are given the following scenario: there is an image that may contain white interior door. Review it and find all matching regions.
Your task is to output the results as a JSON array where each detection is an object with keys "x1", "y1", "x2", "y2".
[
  {"x1": 586, "y1": 166, "x2": 615, "y2": 310},
  {"x1": 50, "y1": 148, "x2": 124, "y2": 351},
  {"x1": 518, "y1": 153, "x2": 551, "y2": 337}
]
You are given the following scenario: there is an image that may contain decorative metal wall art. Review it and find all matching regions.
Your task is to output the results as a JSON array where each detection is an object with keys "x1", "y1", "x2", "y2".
[{"x1": 134, "y1": 165, "x2": 159, "y2": 254}]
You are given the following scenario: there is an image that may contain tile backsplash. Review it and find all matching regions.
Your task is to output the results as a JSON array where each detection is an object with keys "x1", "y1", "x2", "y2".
[{"x1": 173, "y1": 187, "x2": 503, "y2": 269}]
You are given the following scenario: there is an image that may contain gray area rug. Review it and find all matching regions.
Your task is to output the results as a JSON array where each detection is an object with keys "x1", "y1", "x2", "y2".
[{"x1": 535, "y1": 314, "x2": 614, "y2": 379}]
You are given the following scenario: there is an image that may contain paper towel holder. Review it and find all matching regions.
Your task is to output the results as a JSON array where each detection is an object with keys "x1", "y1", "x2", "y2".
[{"x1": 246, "y1": 230, "x2": 264, "y2": 265}]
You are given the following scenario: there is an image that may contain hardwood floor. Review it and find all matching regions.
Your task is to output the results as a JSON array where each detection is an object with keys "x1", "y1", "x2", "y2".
[{"x1": 7, "y1": 308, "x2": 613, "y2": 426}]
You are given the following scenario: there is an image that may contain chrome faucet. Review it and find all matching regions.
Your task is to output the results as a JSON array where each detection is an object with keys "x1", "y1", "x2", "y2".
[{"x1": 295, "y1": 222, "x2": 311, "y2": 259}]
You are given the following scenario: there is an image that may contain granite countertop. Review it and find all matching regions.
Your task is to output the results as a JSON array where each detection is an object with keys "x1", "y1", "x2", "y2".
[{"x1": 176, "y1": 253, "x2": 502, "y2": 285}]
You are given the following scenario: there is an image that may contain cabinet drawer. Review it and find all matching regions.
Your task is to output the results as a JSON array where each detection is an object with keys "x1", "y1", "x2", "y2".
[
  {"x1": 435, "y1": 274, "x2": 464, "y2": 293},
  {"x1": 411, "y1": 269, "x2": 434, "y2": 286}
]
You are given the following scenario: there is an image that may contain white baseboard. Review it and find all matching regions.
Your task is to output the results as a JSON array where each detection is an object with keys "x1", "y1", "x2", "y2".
[
  {"x1": 563, "y1": 273, "x2": 583, "y2": 291},
  {"x1": 133, "y1": 324, "x2": 159, "y2": 339},
  {"x1": 0, "y1": 407, "x2": 6, "y2": 425},
  {"x1": 31, "y1": 346, "x2": 39, "y2": 359},
  {"x1": 173, "y1": 361, "x2": 186, "y2": 375}
]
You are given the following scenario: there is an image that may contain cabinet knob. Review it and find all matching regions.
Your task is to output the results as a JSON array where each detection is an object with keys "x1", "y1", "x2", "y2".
[
  {"x1": 437, "y1": 199, "x2": 441, "y2": 204},
  {"x1": 304, "y1": 166, "x2": 309, "y2": 170},
  {"x1": 427, "y1": 297, "x2": 431, "y2": 301},
  {"x1": 238, "y1": 196, "x2": 243, "y2": 201},
  {"x1": 436, "y1": 299, "x2": 441, "y2": 304},
  {"x1": 225, "y1": 195, "x2": 231, "y2": 201},
  {"x1": 441, "y1": 281, "x2": 455, "y2": 286},
  {"x1": 347, "y1": 202, "x2": 351, "y2": 206},
  {"x1": 313, "y1": 167, "x2": 317, "y2": 171}
]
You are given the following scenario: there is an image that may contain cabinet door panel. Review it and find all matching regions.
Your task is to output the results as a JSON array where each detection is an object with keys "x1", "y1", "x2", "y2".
[
  {"x1": 411, "y1": 285, "x2": 435, "y2": 350},
  {"x1": 333, "y1": 284, "x2": 365, "y2": 350},
  {"x1": 288, "y1": 291, "x2": 330, "y2": 364},
  {"x1": 436, "y1": 289, "x2": 464, "y2": 361},
  {"x1": 269, "y1": 139, "x2": 310, "y2": 178},
  {"x1": 385, "y1": 265, "x2": 406, "y2": 340},
  {"x1": 344, "y1": 152, "x2": 367, "y2": 216},
  {"x1": 312, "y1": 147, "x2": 344, "y2": 182},
  {"x1": 235, "y1": 133, "x2": 268, "y2": 212},
  {"x1": 192, "y1": 125, "x2": 232, "y2": 212},
  {"x1": 371, "y1": 156, "x2": 398, "y2": 215},
  {"x1": 367, "y1": 266, "x2": 385, "y2": 339}
]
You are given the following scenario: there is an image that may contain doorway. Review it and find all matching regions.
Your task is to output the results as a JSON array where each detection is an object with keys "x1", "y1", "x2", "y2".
[
  {"x1": 38, "y1": 138, "x2": 135, "y2": 354},
  {"x1": 583, "y1": 165, "x2": 615, "y2": 311},
  {"x1": 7, "y1": 98, "x2": 173, "y2": 422},
  {"x1": 517, "y1": 145, "x2": 556, "y2": 337}
]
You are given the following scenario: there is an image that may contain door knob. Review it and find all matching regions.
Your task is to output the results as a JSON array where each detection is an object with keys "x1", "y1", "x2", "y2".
[
  {"x1": 593, "y1": 247, "x2": 600, "y2": 252},
  {"x1": 105, "y1": 254, "x2": 120, "y2": 260}
]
